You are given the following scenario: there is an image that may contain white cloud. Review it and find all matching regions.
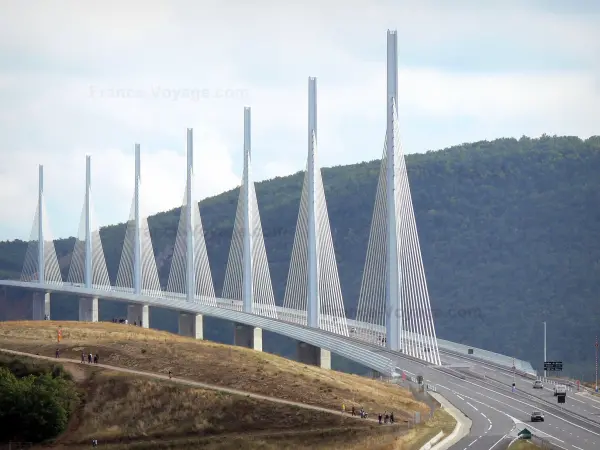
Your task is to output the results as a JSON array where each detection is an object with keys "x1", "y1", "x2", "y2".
[{"x1": 0, "y1": 0, "x2": 598, "y2": 240}]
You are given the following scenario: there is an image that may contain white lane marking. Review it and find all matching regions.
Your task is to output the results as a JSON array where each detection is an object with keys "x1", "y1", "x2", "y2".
[
  {"x1": 467, "y1": 436, "x2": 480, "y2": 447},
  {"x1": 481, "y1": 412, "x2": 487, "y2": 419},
  {"x1": 441, "y1": 378, "x2": 600, "y2": 437},
  {"x1": 456, "y1": 393, "x2": 465, "y2": 401},
  {"x1": 572, "y1": 446, "x2": 584, "y2": 450},
  {"x1": 442, "y1": 383, "x2": 570, "y2": 446},
  {"x1": 466, "y1": 401, "x2": 479, "y2": 411},
  {"x1": 487, "y1": 422, "x2": 492, "y2": 431},
  {"x1": 488, "y1": 433, "x2": 509, "y2": 450}
]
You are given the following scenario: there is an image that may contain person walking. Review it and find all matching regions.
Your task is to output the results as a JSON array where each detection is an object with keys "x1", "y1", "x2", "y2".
[
  {"x1": 55, "y1": 348, "x2": 60, "y2": 358},
  {"x1": 88, "y1": 353, "x2": 92, "y2": 364},
  {"x1": 81, "y1": 352, "x2": 85, "y2": 363}
]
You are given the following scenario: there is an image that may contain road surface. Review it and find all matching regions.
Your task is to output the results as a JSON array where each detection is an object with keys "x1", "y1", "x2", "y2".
[{"x1": 367, "y1": 346, "x2": 600, "y2": 450}]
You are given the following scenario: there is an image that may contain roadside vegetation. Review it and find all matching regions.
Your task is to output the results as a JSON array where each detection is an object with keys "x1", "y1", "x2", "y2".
[{"x1": 0, "y1": 354, "x2": 80, "y2": 443}]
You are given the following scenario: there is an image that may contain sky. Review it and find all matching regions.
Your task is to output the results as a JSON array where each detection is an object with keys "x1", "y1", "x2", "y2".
[{"x1": 0, "y1": 0, "x2": 598, "y2": 241}]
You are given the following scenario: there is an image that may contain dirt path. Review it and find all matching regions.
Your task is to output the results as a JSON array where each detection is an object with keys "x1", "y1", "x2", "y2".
[{"x1": 0, "y1": 348, "x2": 389, "y2": 425}]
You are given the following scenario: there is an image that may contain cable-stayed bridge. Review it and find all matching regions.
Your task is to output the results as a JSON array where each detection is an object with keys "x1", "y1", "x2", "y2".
[{"x1": 0, "y1": 30, "x2": 535, "y2": 379}]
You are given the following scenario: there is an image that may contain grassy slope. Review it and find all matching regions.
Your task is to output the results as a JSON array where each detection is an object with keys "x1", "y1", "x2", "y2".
[
  {"x1": 0, "y1": 321, "x2": 429, "y2": 417},
  {"x1": 50, "y1": 368, "x2": 454, "y2": 450},
  {"x1": 0, "y1": 323, "x2": 457, "y2": 449}
]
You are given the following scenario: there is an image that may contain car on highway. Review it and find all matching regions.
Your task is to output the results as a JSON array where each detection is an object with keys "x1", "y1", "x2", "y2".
[
  {"x1": 531, "y1": 411, "x2": 544, "y2": 422},
  {"x1": 554, "y1": 384, "x2": 567, "y2": 396},
  {"x1": 533, "y1": 380, "x2": 543, "y2": 389}
]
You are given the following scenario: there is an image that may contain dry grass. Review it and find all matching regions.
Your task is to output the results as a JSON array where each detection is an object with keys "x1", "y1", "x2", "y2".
[
  {"x1": 0, "y1": 321, "x2": 428, "y2": 419},
  {"x1": 386, "y1": 408, "x2": 456, "y2": 450},
  {"x1": 508, "y1": 439, "x2": 541, "y2": 449},
  {"x1": 39, "y1": 369, "x2": 407, "y2": 450}
]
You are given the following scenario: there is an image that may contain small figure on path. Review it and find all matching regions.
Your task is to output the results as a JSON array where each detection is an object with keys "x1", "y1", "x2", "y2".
[
  {"x1": 351, "y1": 406, "x2": 355, "y2": 416},
  {"x1": 81, "y1": 352, "x2": 85, "y2": 363},
  {"x1": 390, "y1": 412, "x2": 394, "y2": 424},
  {"x1": 55, "y1": 348, "x2": 60, "y2": 358},
  {"x1": 95, "y1": 353, "x2": 99, "y2": 364},
  {"x1": 378, "y1": 413, "x2": 382, "y2": 424},
  {"x1": 88, "y1": 353, "x2": 92, "y2": 364},
  {"x1": 168, "y1": 370, "x2": 172, "y2": 379},
  {"x1": 342, "y1": 403, "x2": 345, "y2": 413}
]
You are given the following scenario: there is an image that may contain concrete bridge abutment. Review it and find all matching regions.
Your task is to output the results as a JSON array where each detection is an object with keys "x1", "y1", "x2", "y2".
[
  {"x1": 32, "y1": 292, "x2": 51, "y2": 320},
  {"x1": 178, "y1": 313, "x2": 203, "y2": 339},
  {"x1": 78, "y1": 297, "x2": 98, "y2": 322},
  {"x1": 233, "y1": 323, "x2": 262, "y2": 351},
  {"x1": 297, "y1": 342, "x2": 331, "y2": 369},
  {"x1": 127, "y1": 304, "x2": 149, "y2": 328}
]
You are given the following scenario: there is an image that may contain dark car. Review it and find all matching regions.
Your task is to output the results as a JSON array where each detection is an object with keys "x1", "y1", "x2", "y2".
[{"x1": 531, "y1": 411, "x2": 544, "y2": 422}]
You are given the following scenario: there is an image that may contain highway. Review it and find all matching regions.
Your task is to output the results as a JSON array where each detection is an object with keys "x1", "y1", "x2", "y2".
[{"x1": 339, "y1": 335, "x2": 600, "y2": 450}]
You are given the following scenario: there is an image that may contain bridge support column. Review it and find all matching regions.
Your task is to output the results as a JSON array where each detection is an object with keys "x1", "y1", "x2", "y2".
[
  {"x1": 178, "y1": 313, "x2": 203, "y2": 339},
  {"x1": 297, "y1": 342, "x2": 331, "y2": 369},
  {"x1": 78, "y1": 297, "x2": 98, "y2": 322},
  {"x1": 233, "y1": 323, "x2": 262, "y2": 351},
  {"x1": 32, "y1": 292, "x2": 51, "y2": 320},
  {"x1": 127, "y1": 304, "x2": 149, "y2": 328}
]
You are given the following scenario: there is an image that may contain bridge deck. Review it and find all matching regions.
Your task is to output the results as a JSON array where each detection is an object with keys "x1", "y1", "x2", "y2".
[{"x1": 0, "y1": 280, "x2": 536, "y2": 375}]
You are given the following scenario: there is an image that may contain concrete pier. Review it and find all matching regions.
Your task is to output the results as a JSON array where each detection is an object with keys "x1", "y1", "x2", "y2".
[
  {"x1": 297, "y1": 342, "x2": 331, "y2": 369},
  {"x1": 32, "y1": 292, "x2": 51, "y2": 320},
  {"x1": 127, "y1": 304, "x2": 149, "y2": 328},
  {"x1": 233, "y1": 323, "x2": 262, "y2": 351},
  {"x1": 178, "y1": 313, "x2": 203, "y2": 339},
  {"x1": 78, "y1": 297, "x2": 98, "y2": 322}
]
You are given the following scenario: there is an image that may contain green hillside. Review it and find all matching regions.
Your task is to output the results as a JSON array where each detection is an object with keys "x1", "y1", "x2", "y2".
[{"x1": 1, "y1": 134, "x2": 600, "y2": 379}]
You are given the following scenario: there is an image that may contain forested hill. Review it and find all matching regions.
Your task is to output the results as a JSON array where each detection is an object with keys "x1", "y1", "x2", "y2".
[{"x1": 1, "y1": 134, "x2": 600, "y2": 378}]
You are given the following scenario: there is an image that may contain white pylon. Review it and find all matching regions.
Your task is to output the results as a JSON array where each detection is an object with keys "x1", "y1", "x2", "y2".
[
  {"x1": 115, "y1": 144, "x2": 162, "y2": 296},
  {"x1": 66, "y1": 156, "x2": 111, "y2": 290},
  {"x1": 166, "y1": 129, "x2": 216, "y2": 304},
  {"x1": 356, "y1": 30, "x2": 440, "y2": 365},
  {"x1": 222, "y1": 107, "x2": 278, "y2": 319},
  {"x1": 282, "y1": 77, "x2": 348, "y2": 336},
  {"x1": 21, "y1": 165, "x2": 63, "y2": 285}
]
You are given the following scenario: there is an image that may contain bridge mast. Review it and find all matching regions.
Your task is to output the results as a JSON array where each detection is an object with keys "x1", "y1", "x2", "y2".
[
  {"x1": 37, "y1": 165, "x2": 44, "y2": 284},
  {"x1": 242, "y1": 107, "x2": 253, "y2": 313},
  {"x1": 307, "y1": 77, "x2": 320, "y2": 329},
  {"x1": 185, "y1": 129, "x2": 195, "y2": 302},
  {"x1": 84, "y1": 155, "x2": 92, "y2": 289},
  {"x1": 385, "y1": 30, "x2": 401, "y2": 351},
  {"x1": 133, "y1": 144, "x2": 141, "y2": 295}
]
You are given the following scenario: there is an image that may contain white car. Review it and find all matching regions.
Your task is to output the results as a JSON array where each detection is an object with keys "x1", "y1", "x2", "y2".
[
  {"x1": 554, "y1": 384, "x2": 567, "y2": 396},
  {"x1": 533, "y1": 380, "x2": 543, "y2": 389}
]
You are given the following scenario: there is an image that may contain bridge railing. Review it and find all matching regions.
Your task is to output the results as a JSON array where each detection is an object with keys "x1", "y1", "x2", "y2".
[{"x1": 436, "y1": 337, "x2": 536, "y2": 375}]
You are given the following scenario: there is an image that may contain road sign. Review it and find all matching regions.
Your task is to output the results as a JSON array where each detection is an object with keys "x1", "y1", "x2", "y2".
[
  {"x1": 518, "y1": 428, "x2": 532, "y2": 439},
  {"x1": 544, "y1": 361, "x2": 563, "y2": 371}
]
